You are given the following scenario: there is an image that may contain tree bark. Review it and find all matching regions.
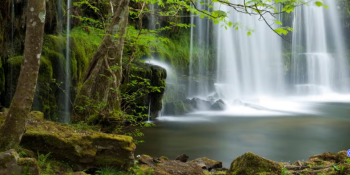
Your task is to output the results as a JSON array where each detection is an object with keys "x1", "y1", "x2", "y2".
[
  {"x1": 0, "y1": 0, "x2": 46, "y2": 151},
  {"x1": 73, "y1": 0, "x2": 129, "y2": 122}
]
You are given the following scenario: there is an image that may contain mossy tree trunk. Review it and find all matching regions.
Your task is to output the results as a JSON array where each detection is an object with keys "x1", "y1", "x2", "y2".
[
  {"x1": 0, "y1": 0, "x2": 46, "y2": 151},
  {"x1": 73, "y1": 0, "x2": 130, "y2": 122}
]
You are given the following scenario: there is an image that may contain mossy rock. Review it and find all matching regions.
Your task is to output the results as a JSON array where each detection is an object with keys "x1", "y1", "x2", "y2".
[
  {"x1": 227, "y1": 152, "x2": 281, "y2": 175},
  {"x1": 14, "y1": 111, "x2": 135, "y2": 171},
  {"x1": 121, "y1": 62, "x2": 166, "y2": 119},
  {"x1": 0, "y1": 149, "x2": 40, "y2": 175},
  {"x1": 336, "y1": 150, "x2": 348, "y2": 163}
]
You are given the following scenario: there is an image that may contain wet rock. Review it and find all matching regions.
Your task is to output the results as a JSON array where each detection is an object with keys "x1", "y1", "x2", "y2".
[
  {"x1": 139, "y1": 154, "x2": 156, "y2": 166},
  {"x1": 18, "y1": 111, "x2": 136, "y2": 171},
  {"x1": 164, "y1": 100, "x2": 189, "y2": 115},
  {"x1": 152, "y1": 160, "x2": 204, "y2": 175},
  {"x1": 227, "y1": 152, "x2": 281, "y2": 175},
  {"x1": 191, "y1": 157, "x2": 222, "y2": 170},
  {"x1": 175, "y1": 154, "x2": 189, "y2": 162},
  {"x1": 308, "y1": 152, "x2": 337, "y2": 167},
  {"x1": 159, "y1": 156, "x2": 169, "y2": 161},
  {"x1": 190, "y1": 98, "x2": 212, "y2": 110},
  {"x1": 211, "y1": 99, "x2": 226, "y2": 110},
  {"x1": 336, "y1": 150, "x2": 348, "y2": 163},
  {"x1": 309, "y1": 152, "x2": 336, "y2": 162},
  {"x1": 0, "y1": 149, "x2": 40, "y2": 175}
]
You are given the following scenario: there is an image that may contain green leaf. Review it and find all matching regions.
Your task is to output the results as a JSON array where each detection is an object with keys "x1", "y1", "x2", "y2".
[
  {"x1": 274, "y1": 20, "x2": 282, "y2": 25},
  {"x1": 315, "y1": 1, "x2": 323, "y2": 7},
  {"x1": 274, "y1": 28, "x2": 288, "y2": 35}
]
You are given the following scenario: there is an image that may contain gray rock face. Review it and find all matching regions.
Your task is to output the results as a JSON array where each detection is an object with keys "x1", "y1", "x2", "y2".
[
  {"x1": 0, "y1": 149, "x2": 40, "y2": 175},
  {"x1": 211, "y1": 99, "x2": 226, "y2": 110}
]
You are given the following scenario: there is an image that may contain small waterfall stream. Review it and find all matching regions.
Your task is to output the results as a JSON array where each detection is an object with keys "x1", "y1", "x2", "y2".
[
  {"x1": 188, "y1": 0, "x2": 211, "y2": 99},
  {"x1": 64, "y1": 0, "x2": 71, "y2": 123}
]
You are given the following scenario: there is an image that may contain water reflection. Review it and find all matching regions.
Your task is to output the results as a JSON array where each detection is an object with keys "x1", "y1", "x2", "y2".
[{"x1": 136, "y1": 102, "x2": 350, "y2": 167}]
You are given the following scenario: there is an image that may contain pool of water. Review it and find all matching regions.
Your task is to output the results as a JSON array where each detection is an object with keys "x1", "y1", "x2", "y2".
[{"x1": 136, "y1": 101, "x2": 350, "y2": 167}]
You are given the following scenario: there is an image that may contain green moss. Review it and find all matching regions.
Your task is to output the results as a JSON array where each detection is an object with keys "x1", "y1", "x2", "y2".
[
  {"x1": 228, "y1": 152, "x2": 281, "y2": 175},
  {"x1": 18, "y1": 111, "x2": 135, "y2": 171}
]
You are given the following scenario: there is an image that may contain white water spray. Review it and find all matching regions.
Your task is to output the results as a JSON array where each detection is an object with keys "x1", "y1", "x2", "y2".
[
  {"x1": 214, "y1": 1, "x2": 285, "y2": 105},
  {"x1": 292, "y1": 0, "x2": 349, "y2": 98}
]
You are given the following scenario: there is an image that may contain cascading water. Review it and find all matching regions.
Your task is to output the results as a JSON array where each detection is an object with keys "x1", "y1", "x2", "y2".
[
  {"x1": 214, "y1": 2, "x2": 285, "y2": 105},
  {"x1": 64, "y1": 0, "x2": 71, "y2": 123},
  {"x1": 188, "y1": 0, "x2": 211, "y2": 99},
  {"x1": 148, "y1": 100, "x2": 151, "y2": 122},
  {"x1": 57, "y1": 0, "x2": 63, "y2": 33},
  {"x1": 148, "y1": 3, "x2": 157, "y2": 30},
  {"x1": 292, "y1": 0, "x2": 349, "y2": 97}
]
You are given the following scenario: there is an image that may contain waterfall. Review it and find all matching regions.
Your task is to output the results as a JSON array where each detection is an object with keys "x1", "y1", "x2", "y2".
[
  {"x1": 214, "y1": 1, "x2": 285, "y2": 104},
  {"x1": 64, "y1": 0, "x2": 71, "y2": 123},
  {"x1": 149, "y1": 3, "x2": 157, "y2": 30},
  {"x1": 292, "y1": 0, "x2": 349, "y2": 97},
  {"x1": 188, "y1": 0, "x2": 211, "y2": 99},
  {"x1": 57, "y1": 0, "x2": 63, "y2": 33},
  {"x1": 148, "y1": 100, "x2": 151, "y2": 122}
]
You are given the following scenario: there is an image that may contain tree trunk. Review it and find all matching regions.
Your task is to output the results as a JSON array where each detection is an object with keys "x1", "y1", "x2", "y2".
[
  {"x1": 73, "y1": 0, "x2": 129, "y2": 122},
  {"x1": 0, "y1": 0, "x2": 46, "y2": 151}
]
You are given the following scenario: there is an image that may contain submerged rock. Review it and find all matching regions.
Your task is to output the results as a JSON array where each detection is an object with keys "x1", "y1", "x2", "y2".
[
  {"x1": 228, "y1": 152, "x2": 281, "y2": 175},
  {"x1": 17, "y1": 111, "x2": 135, "y2": 171},
  {"x1": 211, "y1": 99, "x2": 226, "y2": 110},
  {"x1": 0, "y1": 149, "x2": 40, "y2": 175}
]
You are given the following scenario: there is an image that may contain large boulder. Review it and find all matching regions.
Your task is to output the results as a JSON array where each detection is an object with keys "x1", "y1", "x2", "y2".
[
  {"x1": 0, "y1": 149, "x2": 40, "y2": 175},
  {"x1": 227, "y1": 152, "x2": 281, "y2": 175},
  {"x1": 17, "y1": 111, "x2": 135, "y2": 171}
]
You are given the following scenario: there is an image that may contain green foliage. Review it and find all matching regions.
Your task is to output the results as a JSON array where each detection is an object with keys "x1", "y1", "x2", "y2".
[
  {"x1": 281, "y1": 167, "x2": 291, "y2": 175},
  {"x1": 37, "y1": 152, "x2": 51, "y2": 167},
  {"x1": 36, "y1": 152, "x2": 56, "y2": 175}
]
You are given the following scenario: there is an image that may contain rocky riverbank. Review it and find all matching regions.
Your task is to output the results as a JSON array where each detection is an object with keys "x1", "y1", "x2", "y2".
[{"x1": 0, "y1": 111, "x2": 349, "y2": 175}]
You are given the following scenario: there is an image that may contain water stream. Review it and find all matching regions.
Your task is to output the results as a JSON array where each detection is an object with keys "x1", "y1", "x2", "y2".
[
  {"x1": 188, "y1": 0, "x2": 211, "y2": 99},
  {"x1": 64, "y1": 0, "x2": 71, "y2": 123}
]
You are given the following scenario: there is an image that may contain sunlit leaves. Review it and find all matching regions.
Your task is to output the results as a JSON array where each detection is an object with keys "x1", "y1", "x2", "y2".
[
  {"x1": 315, "y1": 1, "x2": 323, "y2": 7},
  {"x1": 274, "y1": 20, "x2": 283, "y2": 25},
  {"x1": 274, "y1": 27, "x2": 294, "y2": 35}
]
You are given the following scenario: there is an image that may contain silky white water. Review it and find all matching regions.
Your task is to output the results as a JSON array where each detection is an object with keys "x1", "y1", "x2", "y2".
[
  {"x1": 214, "y1": 1, "x2": 285, "y2": 105},
  {"x1": 292, "y1": 0, "x2": 349, "y2": 97},
  {"x1": 188, "y1": 0, "x2": 211, "y2": 99}
]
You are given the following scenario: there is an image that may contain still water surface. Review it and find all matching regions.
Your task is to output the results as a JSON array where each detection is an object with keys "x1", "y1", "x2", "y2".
[{"x1": 136, "y1": 101, "x2": 350, "y2": 167}]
